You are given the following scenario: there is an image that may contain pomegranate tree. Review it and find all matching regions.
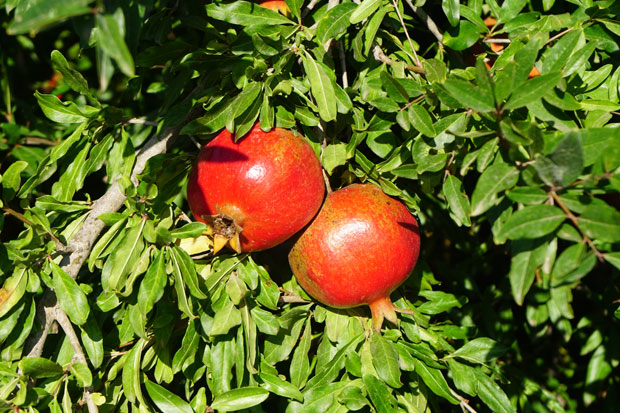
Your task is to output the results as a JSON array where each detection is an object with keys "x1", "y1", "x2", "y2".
[
  {"x1": 187, "y1": 123, "x2": 324, "y2": 253},
  {"x1": 288, "y1": 183, "x2": 420, "y2": 331}
]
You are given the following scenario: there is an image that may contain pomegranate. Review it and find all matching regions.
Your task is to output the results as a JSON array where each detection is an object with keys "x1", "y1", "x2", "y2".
[
  {"x1": 258, "y1": 0, "x2": 291, "y2": 17},
  {"x1": 187, "y1": 123, "x2": 324, "y2": 253},
  {"x1": 288, "y1": 184, "x2": 420, "y2": 331}
]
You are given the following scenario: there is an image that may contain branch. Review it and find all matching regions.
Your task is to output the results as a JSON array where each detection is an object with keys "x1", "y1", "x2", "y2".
[
  {"x1": 450, "y1": 389, "x2": 478, "y2": 413},
  {"x1": 55, "y1": 310, "x2": 98, "y2": 413},
  {"x1": 23, "y1": 104, "x2": 203, "y2": 360},
  {"x1": 403, "y1": 0, "x2": 443, "y2": 44},
  {"x1": 373, "y1": 45, "x2": 425, "y2": 74},
  {"x1": 550, "y1": 190, "x2": 604, "y2": 262},
  {"x1": 390, "y1": 0, "x2": 421, "y2": 67}
]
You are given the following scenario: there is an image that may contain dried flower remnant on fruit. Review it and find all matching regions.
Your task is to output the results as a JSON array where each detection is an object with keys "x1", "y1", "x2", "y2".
[{"x1": 187, "y1": 123, "x2": 325, "y2": 253}]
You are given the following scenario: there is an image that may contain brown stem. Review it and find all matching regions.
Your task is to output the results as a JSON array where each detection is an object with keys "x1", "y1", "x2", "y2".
[
  {"x1": 55, "y1": 310, "x2": 98, "y2": 413},
  {"x1": 545, "y1": 27, "x2": 576, "y2": 46},
  {"x1": 2, "y1": 206, "x2": 65, "y2": 247},
  {"x1": 373, "y1": 45, "x2": 426, "y2": 74},
  {"x1": 278, "y1": 287, "x2": 311, "y2": 304},
  {"x1": 450, "y1": 389, "x2": 478, "y2": 413},
  {"x1": 550, "y1": 190, "x2": 604, "y2": 262},
  {"x1": 390, "y1": 0, "x2": 421, "y2": 67}
]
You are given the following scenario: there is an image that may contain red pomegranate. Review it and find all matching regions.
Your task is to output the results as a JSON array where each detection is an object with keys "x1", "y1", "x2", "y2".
[
  {"x1": 288, "y1": 183, "x2": 420, "y2": 331},
  {"x1": 187, "y1": 123, "x2": 325, "y2": 253}
]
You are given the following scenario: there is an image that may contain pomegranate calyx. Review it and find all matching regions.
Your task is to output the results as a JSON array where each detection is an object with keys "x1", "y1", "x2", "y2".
[
  {"x1": 203, "y1": 214, "x2": 243, "y2": 254},
  {"x1": 369, "y1": 296, "x2": 399, "y2": 333}
]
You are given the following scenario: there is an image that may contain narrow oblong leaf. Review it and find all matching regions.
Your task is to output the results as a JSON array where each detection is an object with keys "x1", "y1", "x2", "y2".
[
  {"x1": 210, "y1": 387, "x2": 270, "y2": 411},
  {"x1": 497, "y1": 205, "x2": 565, "y2": 241},
  {"x1": 144, "y1": 379, "x2": 194, "y2": 413},
  {"x1": 443, "y1": 79, "x2": 495, "y2": 112},
  {"x1": 169, "y1": 222, "x2": 207, "y2": 239},
  {"x1": 137, "y1": 249, "x2": 167, "y2": 315},
  {"x1": 7, "y1": 0, "x2": 91, "y2": 35},
  {"x1": 370, "y1": 334, "x2": 402, "y2": 388},
  {"x1": 471, "y1": 162, "x2": 520, "y2": 216},
  {"x1": 302, "y1": 52, "x2": 337, "y2": 122},
  {"x1": 0, "y1": 267, "x2": 28, "y2": 318},
  {"x1": 504, "y1": 72, "x2": 563, "y2": 110},
  {"x1": 95, "y1": 10, "x2": 135, "y2": 77},
  {"x1": 316, "y1": 2, "x2": 356, "y2": 45},
  {"x1": 206, "y1": 1, "x2": 293, "y2": 26},
  {"x1": 449, "y1": 338, "x2": 509, "y2": 364},
  {"x1": 50, "y1": 261, "x2": 89, "y2": 326},
  {"x1": 408, "y1": 105, "x2": 436, "y2": 137},
  {"x1": 577, "y1": 204, "x2": 620, "y2": 243},
  {"x1": 363, "y1": 374, "x2": 397, "y2": 412},
  {"x1": 443, "y1": 175, "x2": 471, "y2": 226},
  {"x1": 350, "y1": 0, "x2": 382, "y2": 24},
  {"x1": 19, "y1": 357, "x2": 63, "y2": 379},
  {"x1": 412, "y1": 359, "x2": 459, "y2": 404}
]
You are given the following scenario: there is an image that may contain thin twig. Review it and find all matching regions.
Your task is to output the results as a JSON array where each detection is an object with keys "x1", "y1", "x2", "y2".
[
  {"x1": 403, "y1": 0, "x2": 443, "y2": 43},
  {"x1": 278, "y1": 287, "x2": 311, "y2": 304},
  {"x1": 373, "y1": 45, "x2": 425, "y2": 74},
  {"x1": 450, "y1": 389, "x2": 478, "y2": 413},
  {"x1": 337, "y1": 41, "x2": 348, "y2": 88},
  {"x1": 483, "y1": 38, "x2": 511, "y2": 44},
  {"x1": 55, "y1": 310, "x2": 98, "y2": 413},
  {"x1": 21, "y1": 136, "x2": 58, "y2": 146},
  {"x1": 549, "y1": 190, "x2": 604, "y2": 262},
  {"x1": 3, "y1": 206, "x2": 65, "y2": 247},
  {"x1": 545, "y1": 27, "x2": 576, "y2": 46},
  {"x1": 317, "y1": 122, "x2": 333, "y2": 194},
  {"x1": 123, "y1": 118, "x2": 159, "y2": 127},
  {"x1": 390, "y1": 0, "x2": 421, "y2": 67}
]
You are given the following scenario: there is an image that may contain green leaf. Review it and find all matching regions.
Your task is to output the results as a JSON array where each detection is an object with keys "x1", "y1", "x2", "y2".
[
  {"x1": 95, "y1": 9, "x2": 135, "y2": 77},
  {"x1": 442, "y1": 0, "x2": 460, "y2": 26},
  {"x1": 210, "y1": 387, "x2": 270, "y2": 411},
  {"x1": 443, "y1": 20, "x2": 480, "y2": 51},
  {"x1": 50, "y1": 50, "x2": 96, "y2": 102},
  {"x1": 19, "y1": 357, "x2": 63, "y2": 379},
  {"x1": 449, "y1": 338, "x2": 509, "y2": 364},
  {"x1": 70, "y1": 363, "x2": 92, "y2": 387},
  {"x1": 169, "y1": 222, "x2": 207, "y2": 239},
  {"x1": 604, "y1": 252, "x2": 620, "y2": 271},
  {"x1": 322, "y1": 142, "x2": 348, "y2": 175},
  {"x1": 170, "y1": 245, "x2": 207, "y2": 300},
  {"x1": 0, "y1": 267, "x2": 27, "y2": 319},
  {"x1": 260, "y1": 370, "x2": 303, "y2": 401},
  {"x1": 50, "y1": 261, "x2": 89, "y2": 326},
  {"x1": 350, "y1": 0, "x2": 382, "y2": 24},
  {"x1": 442, "y1": 175, "x2": 471, "y2": 226},
  {"x1": 471, "y1": 162, "x2": 520, "y2": 216},
  {"x1": 370, "y1": 334, "x2": 401, "y2": 388},
  {"x1": 101, "y1": 221, "x2": 145, "y2": 292},
  {"x1": 535, "y1": 132, "x2": 583, "y2": 187},
  {"x1": 577, "y1": 204, "x2": 620, "y2": 243},
  {"x1": 508, "y1": 238, "x2": 549, "y2": 305},
  {"x1": 302, "y1": 52, "x2": 337, "y2": 122},
  {"x1": 137, "y1": 249, "x2": 167, "y2": 315},
  {"x1": 475, "y1": 371, "x2": 516, "y2": 413},
  {"x1": 144, "y1": 379, "x2": 193, "y2": 413},
  {"x1": 408, "y1": 105, "x2": 436, "y2": 137},
  {"x1": 363, "y1": 374, "x2": 397, "y2": 412},
  {"x1": 412, "y1": 359, "x2": 459, "y2": 404},
  {"x1": 81, "y1": 316, "x2": 104, "y2": 369},
  {"x1": 290, "y1": 318, "x2": 312, "y2": 388},
  {"x1": 207, "y1": 1, "x2": 293, "y2": 26},
  {"x1": 210, "y1": 300, "x2": 242, "y2": 336},
  {"x1": 504, "y1": 72, "x2": 563, "y2": 110},
  {"x1": 7, "y1": 0, "x2": 91, "y2": 35},
  {"x1": 1, "y1": 160, "x2": 28, "y2": 202},
  {"x1": 543, "y1": 29, "x2": 582, "y2": 74},
  {"x1": 316, "y1": 2, "x2": 356, "y2": 45},
  {"x1": 35, "y1": 92, "x2": 88, "y2": 123},
  {"x1": 443, "y1": 78, "x2": 495, "y2": 112},
  {"x1": 171, "y1": 320, "x2": 200, "y2": 373},
  {"x1": 497, "y1": 205, "x2": 565, "y2": 241}
]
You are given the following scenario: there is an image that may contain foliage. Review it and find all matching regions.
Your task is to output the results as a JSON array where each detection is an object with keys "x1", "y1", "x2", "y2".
[{"x1": 1, "y1": 0, "x2": 620, "y2": 412}]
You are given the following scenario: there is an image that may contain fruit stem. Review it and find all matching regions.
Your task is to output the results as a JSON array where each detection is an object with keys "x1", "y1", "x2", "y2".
[{"x1": 368, "y1": 296, "x2": 399, "y2": 333}]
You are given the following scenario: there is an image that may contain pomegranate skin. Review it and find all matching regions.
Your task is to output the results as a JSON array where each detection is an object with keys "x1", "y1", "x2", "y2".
[
  {"x1": 288, "y1": 184, "x2": 420, "y2": 311},
  {"x1": 187, "y1": 123, "x2": 324, "y2": 252}
]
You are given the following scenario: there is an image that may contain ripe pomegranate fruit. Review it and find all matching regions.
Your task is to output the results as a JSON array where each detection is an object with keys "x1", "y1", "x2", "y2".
[
  {"x1": 258, "y1": 0, "x2": 291, "y2": 17},
  {"x1": 288, "y1": 183, "x2": 420, "y2": 331},
  {"x1": 187, "y1": 123, "x2": 324, "y2": 253}
]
